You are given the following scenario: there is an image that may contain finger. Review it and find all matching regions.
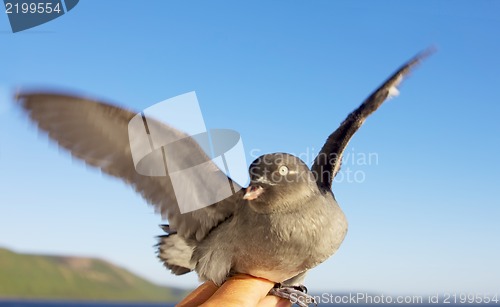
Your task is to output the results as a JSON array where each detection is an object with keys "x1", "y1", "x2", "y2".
[
  {"x1": 258, "y1": 295, "x2": 292, "y2": 307},
  {"x1": 177, "y1": 281, "x2": 218, "y2": 307},
  {"x1": 200, "y1": 274, "x2": 275, "y2": 307}
]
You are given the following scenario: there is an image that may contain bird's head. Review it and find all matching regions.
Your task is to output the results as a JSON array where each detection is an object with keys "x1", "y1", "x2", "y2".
[{"x1": 244, "y1": 153, "x2": 318, "y2": 213}]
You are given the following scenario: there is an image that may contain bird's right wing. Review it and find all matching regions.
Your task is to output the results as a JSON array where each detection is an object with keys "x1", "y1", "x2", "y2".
[
  {"x1": 17, "y1": 92, "x2": 243, "y2": 242},
  {"x1": 311, "y1": 49, "x2": 434, "y2": 190}
]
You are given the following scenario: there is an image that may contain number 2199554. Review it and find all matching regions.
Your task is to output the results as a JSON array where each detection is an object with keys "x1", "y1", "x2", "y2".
[{"x1": 5, "y1": 2, "x2": 62, "y2": 14}]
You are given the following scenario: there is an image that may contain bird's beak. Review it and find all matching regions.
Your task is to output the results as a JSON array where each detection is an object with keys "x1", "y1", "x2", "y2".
[{"x1": 243, "y1": 185, "x2": 264, "y2": 201}]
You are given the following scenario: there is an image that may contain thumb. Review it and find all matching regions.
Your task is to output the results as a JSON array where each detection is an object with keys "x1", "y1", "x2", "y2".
[{"x1": 200, "y1": 274, "x2": 290, "y2": 307}]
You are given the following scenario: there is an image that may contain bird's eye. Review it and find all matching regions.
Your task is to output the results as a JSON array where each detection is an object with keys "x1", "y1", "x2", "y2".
[{"x1": 278, "y1": 165, "x2": 289, "y2": 176}]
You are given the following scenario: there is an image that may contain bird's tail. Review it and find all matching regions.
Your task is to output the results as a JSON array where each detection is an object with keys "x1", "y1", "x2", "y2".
[{"x1": 157, "y1": 225, "x2": 195, "y2": 275}]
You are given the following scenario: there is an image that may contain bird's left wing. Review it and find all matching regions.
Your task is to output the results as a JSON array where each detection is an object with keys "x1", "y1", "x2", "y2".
[{"x1": 17, "y1": 92, "x2": 243, "y2": 241}]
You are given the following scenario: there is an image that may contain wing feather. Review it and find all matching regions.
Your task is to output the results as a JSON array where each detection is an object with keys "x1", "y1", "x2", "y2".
[
  {"x1": 17, "y1": 92, "x2": 241, "y2": 241},
  {"x1": 311, "y1": 48, "x2": 434, "y2": 190}
]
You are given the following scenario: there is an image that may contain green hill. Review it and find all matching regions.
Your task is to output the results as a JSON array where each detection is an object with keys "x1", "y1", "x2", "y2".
[{"x1": 0, "y1": 247, "x2": 187, "y2": 302}]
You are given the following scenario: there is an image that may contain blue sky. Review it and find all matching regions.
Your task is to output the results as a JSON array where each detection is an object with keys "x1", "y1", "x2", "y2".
[{"x1": 1, "y1": 0, "x2": 499, "y2": 295}]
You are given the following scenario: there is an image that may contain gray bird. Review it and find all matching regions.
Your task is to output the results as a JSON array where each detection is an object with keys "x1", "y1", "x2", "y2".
[{"x1": 17, "y1": 49, "x2": 432, "y2": 306}]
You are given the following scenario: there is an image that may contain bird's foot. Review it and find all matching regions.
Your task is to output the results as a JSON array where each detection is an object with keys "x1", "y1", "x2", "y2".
[{"x1": 269, "y1": 283, "x2": 317, "y2": 307}]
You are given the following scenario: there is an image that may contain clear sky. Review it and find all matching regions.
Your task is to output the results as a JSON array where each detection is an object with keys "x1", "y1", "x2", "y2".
[{"x1": 1, "y1": 0, "x2": 499, "y2": 296}]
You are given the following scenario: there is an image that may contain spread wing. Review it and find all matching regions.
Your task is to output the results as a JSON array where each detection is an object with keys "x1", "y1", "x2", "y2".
[
  {"x1": 312, "y1": 48, "x2": 434, "y2": 190},
  {"x1": 17, "y1": 92, "x2": 243, "y2": 241}
]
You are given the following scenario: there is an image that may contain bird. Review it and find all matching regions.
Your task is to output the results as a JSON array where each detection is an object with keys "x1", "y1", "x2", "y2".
[{"x1": 17, "y1": 49, "x2": 432, "y2": 307}]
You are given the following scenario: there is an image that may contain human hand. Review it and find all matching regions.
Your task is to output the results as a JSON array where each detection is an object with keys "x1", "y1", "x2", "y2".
[{"x1": 177, "y1": 274, "x2": 292, "y2": 307}]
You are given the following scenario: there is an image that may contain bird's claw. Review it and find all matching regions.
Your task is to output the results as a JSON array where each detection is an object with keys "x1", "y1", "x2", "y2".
[{"x1": 269, "y1": 284, "x2": 317, "y2": 307}]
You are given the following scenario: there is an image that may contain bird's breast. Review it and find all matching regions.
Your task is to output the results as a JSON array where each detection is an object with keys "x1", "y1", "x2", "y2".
[{"x1": 230, "y1": 196, "x2": 347, "y2": 282}]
